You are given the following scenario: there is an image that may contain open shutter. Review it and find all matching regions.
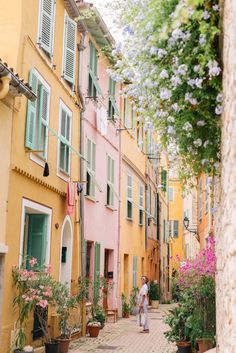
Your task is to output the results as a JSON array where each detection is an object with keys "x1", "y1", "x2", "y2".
[
  {"x1": 132, "y1": 256, "x2": 137, "y2": 288},
  {"x1": 39, "y1": 85, "x2": 49, "y2": 157},
  {"x1": 39, "y1": 0, "x2": 55, "y2": 55},
  {"x1": 161, "y1": 170, "x2": 167, "y2": 192},
  {"x1": 27, "y1": 214, "x2": 48, "y2": 268},
  {"x1": 63, "y1": 15, "x2": 76, "y2": 84},
  {"x1": 174, "y1": 220, "x2": 179, "y2": 238},
  {"x1": 25, "y1": 70, "x2": 38, "y2": 149},
  {"x1": 94, "y1": 242, "x2": 101, "y2": 294}
]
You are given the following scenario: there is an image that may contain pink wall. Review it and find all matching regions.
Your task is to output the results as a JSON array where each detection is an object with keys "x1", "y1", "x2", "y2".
[{"x1": 80, "y1": 35, "x2": 121, "y2": 308}]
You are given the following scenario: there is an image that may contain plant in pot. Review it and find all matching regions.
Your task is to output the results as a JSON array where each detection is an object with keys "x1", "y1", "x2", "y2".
[
  {"x1": 121, "y1": 293, "x2": 131, "y2": 318},
  {"x1": 86, "y1": 320, "x2": 101, "y2": 338},
  {"x1": 94, "y1": 305, "x2": 106, "y2": 329},
  {"x1": 12, "y1": 257, "x2": 39, "y2": 353},
  {"x1": 149, "y1": 281, "x2": 160, "y2": 309},
  {"x1": 164, "y1": 305, "x2": 192, "y2": 353},
  {"x1": 54, "y1": 282, "x2": 78, "y2": 353}
]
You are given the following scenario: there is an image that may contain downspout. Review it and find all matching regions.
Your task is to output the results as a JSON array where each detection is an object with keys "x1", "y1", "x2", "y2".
[
  {"x1": 117, "y1": 101, "x2": 122, "y2": 315},
  {"x1": 0, "y1": 75, "x2": 11, "y2": 100}
]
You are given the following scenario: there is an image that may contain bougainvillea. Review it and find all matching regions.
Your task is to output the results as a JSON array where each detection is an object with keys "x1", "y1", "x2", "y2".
[{"x1": 107, "y1": 0, "x2": 222, "y2": 182}]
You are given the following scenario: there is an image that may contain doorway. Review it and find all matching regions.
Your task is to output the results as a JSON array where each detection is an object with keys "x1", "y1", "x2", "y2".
[{"x1": 60, "y1": 216, "x2": 73, "y2": 286}]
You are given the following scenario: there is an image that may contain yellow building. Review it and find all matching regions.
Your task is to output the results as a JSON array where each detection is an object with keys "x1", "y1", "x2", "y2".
[
  {"x1": 119, "y1": 97, "x2": 147, "y2": 302},
  {"x1": 168, "y1": 170, "x2": 185, "y2": 283},
  {"x1": 0, "y1": 0, "x2": 83, "y2": 350}
]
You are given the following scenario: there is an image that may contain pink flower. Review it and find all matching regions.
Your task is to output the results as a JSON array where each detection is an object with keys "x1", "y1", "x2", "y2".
[
  {"x1": 37, "y1": 299, "x2": 48, "y2": 308},
  {"x1": 45, "y1": 264, "x2": 51, "y2": 273},
  {"x1": 29, "y1": 257, "x2": 37, "y2": 267}
]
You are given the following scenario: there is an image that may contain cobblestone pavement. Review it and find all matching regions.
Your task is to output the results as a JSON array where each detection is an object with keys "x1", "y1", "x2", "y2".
[{"x1": 69, "y1": 305, "x2": 176, "y2": 353}]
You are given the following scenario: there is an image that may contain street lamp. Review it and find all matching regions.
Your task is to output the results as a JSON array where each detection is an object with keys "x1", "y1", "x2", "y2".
[{"x1": 183, "y1": 216, "x2": 200, "y2": 242}]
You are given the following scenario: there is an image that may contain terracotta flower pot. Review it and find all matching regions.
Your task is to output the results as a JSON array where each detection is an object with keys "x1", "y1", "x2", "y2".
[
  {"x1": 197, "y1": 338, "x2": 214, "y2": 353},
  {"x1": 176, "y1": 341, "x2": 192, "y2": 353},
  {"x1": 87, "y1": 325, "x2": 100, "y2": 338},
  {"x1": 57, "y1": 337, "x2": 71, "y2": 353},
  {"x1": 122, "y1": 312, "x2": 130, "y2": 318}
]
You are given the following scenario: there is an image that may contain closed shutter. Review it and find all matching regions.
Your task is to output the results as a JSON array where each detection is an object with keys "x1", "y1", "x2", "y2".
[
  {"x1": 161, "y1": 170, "x2": 167, "y2": 192},
  {"x1": 27, "y1": 214, "x2": 48, "y2": 268},
  {"x1": 174, "y1": 220, "x2": 179, "y2": 238},
  {"x1": 132, "y1": 256, "x2": 137, "y2": 288},
  {"x1": 94, "y1": 242, "x2": 101, "y2": 296},
  {"x1": 38, "y1": 85, "x2": 49, "y2": 157},
  {"x1": 25, "y1": 69, "x2": 38, "y2": 149},
  {"x1": 63, "y1": 15, "x2": 76, "y2": 84},
  {"x1": 39, "y1": 0, "x2": 55, "y2": 55}
]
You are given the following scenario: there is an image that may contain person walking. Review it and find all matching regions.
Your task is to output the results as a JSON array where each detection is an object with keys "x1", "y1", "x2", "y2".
[{"x1": 139, "y1": 276, "x2": 149, "y2": 333}]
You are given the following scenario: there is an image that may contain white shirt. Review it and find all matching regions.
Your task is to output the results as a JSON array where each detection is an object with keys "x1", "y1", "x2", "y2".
[{"x1": 139, "y1": 284, "x2": 148, "y2": 305}]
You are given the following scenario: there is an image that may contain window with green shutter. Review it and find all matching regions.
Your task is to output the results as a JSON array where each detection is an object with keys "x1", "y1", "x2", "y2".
[
  {"x1": 59, "y1": 104, "x2": 71, "y2": 174},
  {"x1": 139, "y1": 184, "x2": 144, "y2": 226},
  {"x1": 124, "y1": 98, "x2": 131, "y2": 128},
  {"x1": 38, "y1": 0, "x2": 55, "y2": 57},
  {"x1": 161, "y1": 169, "x2": 167, "y2": 192},
  {"x1": 23, "y1": 214, "x2": 48, "y2": 269},
  {"x1": 174, "y1": 220, "x2": 179, "y2": 238},
  {"x1": 132, "y1": 256, "x2": 137, "y2": 288},
  {"x1": 88, "y1": 42, "x2": 103, "y2": 99},
  {"x1": 86, "y1": 138, "x2": 96, "y2": 198},
  {"x1": 94, "y1": 242, "x2": 101, "y2": 296},
  {"x1": 25, "y1": 69, "x2": 50, "y2": 158},
  {"x1": 127, "y1": 174, "x2": 133, "y2": 220},
  {"x1": 107, "y1": 155, "x2": 115, "y2": 207},
  {"x1": 62, "y1": 14, "x2": 76, "y2": 86},
  {"x1": 108, "y1": 78, "x2": 119, "y2": 120}
]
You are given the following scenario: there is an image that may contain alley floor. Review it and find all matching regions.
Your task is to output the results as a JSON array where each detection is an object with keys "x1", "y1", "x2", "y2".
[{"x1": 69, "y1": 305, "x2": 176, "y2": 353}]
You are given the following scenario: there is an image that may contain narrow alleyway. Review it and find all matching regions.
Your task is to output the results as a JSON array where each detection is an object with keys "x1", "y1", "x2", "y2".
[{"x1": 69, "y1": 305, "x2": 176, "y2": 353}]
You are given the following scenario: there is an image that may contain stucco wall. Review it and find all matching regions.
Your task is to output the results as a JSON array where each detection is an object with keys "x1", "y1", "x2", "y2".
[{"x1": 216, "y1": 1, "x2": 236, "y2": 351}]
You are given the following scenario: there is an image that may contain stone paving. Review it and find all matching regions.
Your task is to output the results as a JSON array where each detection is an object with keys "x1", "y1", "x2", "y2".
[{"x1": 69, "y1": 305, "x2": 176, "y2": 353}]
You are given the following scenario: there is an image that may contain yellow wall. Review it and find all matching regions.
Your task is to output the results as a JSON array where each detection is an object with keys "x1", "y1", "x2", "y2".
[{"x1": 0, "y1": 0, "x2": 82, "y2": 351}]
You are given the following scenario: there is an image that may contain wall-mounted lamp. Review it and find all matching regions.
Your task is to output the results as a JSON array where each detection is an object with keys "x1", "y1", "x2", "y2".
[{"x1": 183, "y1": 216, "x2": 200, "y2": 242}]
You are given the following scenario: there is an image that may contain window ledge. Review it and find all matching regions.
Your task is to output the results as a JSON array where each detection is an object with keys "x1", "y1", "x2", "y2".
[
  {"x1": 105, "y1": 204, "x2": 116, "y2": 211},
  {"x1": 138, "y1": 223, "x2": 144, "y2": 227},
  {"x1": 126, "y1": 217, "x2": 133, "y2": 222},
  {"x1": 85, "y1": 195, "x2": 96, "y2": 203}
]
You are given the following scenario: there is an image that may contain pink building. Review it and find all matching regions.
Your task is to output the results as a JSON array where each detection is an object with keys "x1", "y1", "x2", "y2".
[{"x1": 78, "y1": 3, "x2": 121, "y2": 309}]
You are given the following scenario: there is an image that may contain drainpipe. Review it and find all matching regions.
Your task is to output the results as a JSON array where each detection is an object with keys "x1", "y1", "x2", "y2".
[
  {"x1": 0, "y1": 75, "x2": 11, "y2": 99},
  {"x1": 117, "y1": 103, "x2": 122, "y2": 315}
]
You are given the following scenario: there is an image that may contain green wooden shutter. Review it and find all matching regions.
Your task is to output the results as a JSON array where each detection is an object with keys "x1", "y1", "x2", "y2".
[
  {"x1": 39, "y1": 0, "x2": 55, "y2": 55},
  {"x1": 38, "y1": 85, "x2": 49, "y2": 157},
  {"x1": 25, "y1": 70, "x2": 38, "y2": 149},
  {"x1": 63, "y1": 15, "x2": 76, "y2": 84},
  {"x1": 174, "y1": 220, "x2": 179, "y2": 238},
  {"x1": 27, "y1": 214, "x2": 48, "y2": 268},
  {"x1": 94, "y1": 242, "x2": 101, "y2": 281},
  {"x1": 132, "y1": 256, "x2": 137, "y2": 288},
  {"x1": 161, "y1": 170, "x2": 167, "y2": 192}
]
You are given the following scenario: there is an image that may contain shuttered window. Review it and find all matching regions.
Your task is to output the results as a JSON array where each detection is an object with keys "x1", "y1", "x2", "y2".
[
  {"x1": 108, "y1": 78, "x2": 119, "y2": 120},
  {"x1": 24, "y1": 214, "x2": 48, "y2": 269},
  {"x1": 139, "y1": 184, "x2": 144, "y2": 226},
  {"x1": 38, "y1": 0, "x2": 55, "y2": 56},
  {"x1": 161, "y1": 169, "x2": 167, "y2": 192},
  {"x1": 132, "y1": 256, "x2": 137, "y2": 288},
  {"x1": 86, "y1": 138, "x2": 96, "y2": 198},
  {"x1": 62, "y1": 14, "x2": 76, "y2": 85},
  {"x1": 124, "y1": 98, "x2": 131, "y2": 128},
  {"x1": 127, "y1": 175, "x2": 133, "y2": 220},
  {"x1": 88, "y1": 42, "x2": 103, "y2": 98},
  {"x1": 25, "y1": 69, "x2": 50, "y2": 158},
  {"x1": 168, "y1": 187, "x2": 174, "y2": 202},
  {"x1": 107, "y1": 155, "x2": 115, "y2": 207},
  {"x1": 174, "y1": 220, "x2": 179, "y2": 238},
  {"x1": 94, "y1": 242, "x2": 101, "y2": 296},
  {"x1": 59, "y1": 105, "x2": 71, "y2": 174}
]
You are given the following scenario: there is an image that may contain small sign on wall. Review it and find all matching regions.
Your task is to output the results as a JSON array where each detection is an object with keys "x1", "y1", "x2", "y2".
[{"x1": 61, "y1": 247, "x2": 67, "y2": 263}]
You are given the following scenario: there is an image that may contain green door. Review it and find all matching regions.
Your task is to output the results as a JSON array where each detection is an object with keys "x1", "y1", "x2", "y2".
[{"x1": 27, "y1": 214, "x2": 48, "y2": 268}]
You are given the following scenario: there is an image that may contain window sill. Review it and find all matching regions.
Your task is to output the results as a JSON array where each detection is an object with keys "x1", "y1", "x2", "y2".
[
  {"x1": 126, "y1": 217, "x2": 133, "y2": 222},
  {"x1": 57, "y1": 170, "x2": 70, "y2": 183},
  {"x1": 138, "y1": 223, "x2": 144, "y2": 227},
  {"x1": 105, "y1": 204, "x2": 116, "y2": 211},
  {"x1": 85, "y1": 195, "x2": 96, "y2": 203},
  {"x1": 30, "y1": 152, "x2": 47, "y2": 168}
]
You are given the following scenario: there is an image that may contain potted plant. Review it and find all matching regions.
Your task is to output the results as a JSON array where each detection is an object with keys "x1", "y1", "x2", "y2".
[
  {"x1": 149, "y1": 281, "x2": 159, "y2": 309},
  {"x1": 54, "y1": 282, "x2": 77, "y2": 353},
  {"x1": 121, "y1": 293, "x2": 131, "y2": 318},
  {"x1": 164, "y1": 306, "x2": 192, "y2": 353},
  {"x1": 86, "y1": 320, "x2": 101, "y2": 338},
  {"x1": 94, "y1": 305, "x2": 106, "y2": 329}
]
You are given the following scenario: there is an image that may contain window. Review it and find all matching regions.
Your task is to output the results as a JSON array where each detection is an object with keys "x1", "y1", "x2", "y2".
[
  {"x1": 139, "y1": 184, "x2": 144, "y2": 226},
  {"x1": 127, "y1": 175, "x2": 133, "y2": 220},
  {"x1": 124, "y1": 98, "x2": 131, "y2": 128},
  {"x1": 205, "y1": 175, "x2": 209, "y2": 214},
  {"x1": 168, "y1": 187, "x2": 174, "y2": 202},
  {"x1": 62, "y1": 14, "x2": 76, "y2": 85},
  {"x1": 94, "y1": 242, "x2": 101, "y2": 296},
  {"x1": 132, "y1": 256, "x2": 137, "y2": 288},
  {"x1": 108, "y1": 78, "x2": 118, "y2": 120},
  {"x1": 88, "y1": 42, "x2": 102, "y2": 99},
  {"x1": 107, "y1": 155, "x2": 115, "y2": 207},
  {"x1": 25, "y1": 69, "x2": 50, "y2": 159},
  {"x1": 20, "y1": 199, "x2": 51, "y2": 269},
  {"x1": 38, "y1": 0, "x2": 55, "y2": 57},
  {"x1": 169, "y1": 220, "x2": 179, "y2": 238},
  {"x1": 58, "y1": 102, "x2": 72, "y2": 174},
  {"x1": 86, "y1": 138, "x2": 96, "y2": 198},
  {"x1": 163, "y1": 220, "x2": 169, "y2": 243},
  {"x1": 147, "y1": 185, "x2": 151, "y2": 216},
  {"x1": 199, "y1": 179, "x2": 203, "y2": 220},
  {"x1": 161, "y1": 169, "x2": 167, "y2": 192},
  {"x1": 131, "y1": 106, "x2": 136, "y2": 135}
]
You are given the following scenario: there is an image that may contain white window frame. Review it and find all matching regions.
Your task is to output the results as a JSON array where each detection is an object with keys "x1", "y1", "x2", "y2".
[
  {"x1": 106, "y1": 155, "x2": 115, "y2": 208},
  {"x1": 138, "y1": 183, "x2": 144, "y2": 226},
  {"x1": 19, "y1": 198, "x2": 52, "y2": 266},
  {"x1": 29, "y1": 69, "x2": 51, "y2": 167},
  {"x1": 86, "y1": 137, "x2": 96, "y2": 199},
  {"x1": 37, "y1": 0, "x2": 56, "y2": 58},
  {"x1": 62, "y1": 11, "x2": 76, "y2": 86},
  {"x1": 57, "y1": 100, "x2": 72, "y2": 180},
  {"x1": 127, "y1": 174, "x2": 133, "y2": 220}
]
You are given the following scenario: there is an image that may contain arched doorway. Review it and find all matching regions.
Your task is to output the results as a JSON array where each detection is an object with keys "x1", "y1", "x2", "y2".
[{"x1": 60, "y1": 216, "x2": 73, "y2": 287}]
